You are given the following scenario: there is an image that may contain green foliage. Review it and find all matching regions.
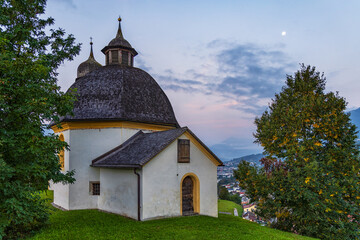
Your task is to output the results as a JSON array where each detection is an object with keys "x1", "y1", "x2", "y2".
[
  {"x1": 0, "y1": 0, "x2": 80, "y2": 238},
  {"x1": 229, "y1": 193, "x2": 242, "y2": 205},
  {"x1": 218, "y1": 185, "x2": 242, "y2": 205},
  {"x1": 218, "y1": 186, "x2": 231, "y2": 200},
  {"x1": 234, "y1": 65, "x2": 360, "y2": 240},
  {"x1": 28, "y1": 192, "x2": 314, "y2": 240},
  {"x1": 218, "y1": 176, "x2": 236, "y2": 185}
]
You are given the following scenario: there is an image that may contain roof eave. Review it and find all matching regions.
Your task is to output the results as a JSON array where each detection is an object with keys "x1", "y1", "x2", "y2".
[
  {"x1": 101, "y1": 45, "x2": 138, "y2": 56},
  {"x1": 49, "y1": 118, "x2": 180, "y2": 129},
  {"x1": 90, "y1": 164, "x2": 141, "y2": 169},
  {"x1": 184, "y1": 128, "x2": 224, "y2": 166}
]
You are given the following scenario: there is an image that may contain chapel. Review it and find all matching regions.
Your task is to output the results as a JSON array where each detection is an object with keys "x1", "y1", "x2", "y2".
[{"x1": 50, "y1": 17, "x2": 223, "y2": 221}]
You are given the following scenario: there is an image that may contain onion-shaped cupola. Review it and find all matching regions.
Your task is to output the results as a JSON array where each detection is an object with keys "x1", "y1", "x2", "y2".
[
  {"x1": 77, "y1": 38, "x2": 102, "y2": 78},
  {"x1": 101, "y1": 17, "x2": 138, "y2": 67}
]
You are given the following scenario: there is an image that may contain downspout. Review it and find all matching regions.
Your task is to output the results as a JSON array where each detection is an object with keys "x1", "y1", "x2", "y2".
[{"x1": 134, "y1": 168, "x2": 141, "y2": 221}]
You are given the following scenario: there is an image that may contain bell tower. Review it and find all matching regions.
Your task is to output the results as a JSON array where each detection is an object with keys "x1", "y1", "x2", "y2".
[{"x1": 101, "y1": 17, "x2": 138, "y2": 66}]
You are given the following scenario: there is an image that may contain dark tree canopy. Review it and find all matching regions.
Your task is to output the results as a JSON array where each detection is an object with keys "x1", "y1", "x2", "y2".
[
  {"x1": 234, "y1": 65, "x2": 360, "y2": 240},
  {"x1": 219, "y1": 186, "x2": 231, "y2": 200},
  {"x1": 0, "y1": 0, "x2": 80, "y2": 238}
]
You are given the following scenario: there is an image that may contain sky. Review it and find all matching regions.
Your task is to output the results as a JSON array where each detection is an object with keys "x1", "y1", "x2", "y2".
[{"x1": 46, "y1": 0, "x2": 360, "y2": 160}]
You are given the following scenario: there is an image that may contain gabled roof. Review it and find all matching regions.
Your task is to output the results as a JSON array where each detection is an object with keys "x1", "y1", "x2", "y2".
[{"x1": 91, "y1": 127, "x2": 223, "y2": 168}]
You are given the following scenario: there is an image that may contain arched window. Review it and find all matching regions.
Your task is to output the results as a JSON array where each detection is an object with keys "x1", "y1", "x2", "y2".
[{"x1": 59, "y1": 134, "x2": 65, "y2": 170}]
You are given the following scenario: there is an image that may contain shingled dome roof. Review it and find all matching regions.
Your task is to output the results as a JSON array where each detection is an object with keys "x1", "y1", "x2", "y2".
[
  {"x1": 108, "y1": 36, "x2": 132, "y2": 49},
  {"x1": 77, "y1": 39, "x2": 102, "y2": 78},
  {"x1": 62, "y1": 65, "x2": 179, "y2": 127}
]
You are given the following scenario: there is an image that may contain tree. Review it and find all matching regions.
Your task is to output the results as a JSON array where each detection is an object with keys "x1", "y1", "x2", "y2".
[
  {"x1": 218, "y1": 186, "x2": 231, "y2": 200},
  {"x1": 229, "y1": 193, "x2": 242, "y2": 205},
  {"x1": 0, "y1": 0, "x2": 80, "y2": 238},
  {"x1": 234, "y1": 65, "x2": 360, "y2": 240}
]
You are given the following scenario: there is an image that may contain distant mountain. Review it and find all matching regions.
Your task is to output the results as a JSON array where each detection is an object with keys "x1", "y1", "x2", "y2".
[
  {"x1": 210, "y1": 137, "x2": 262, "y2": 161},
  {"x1": 225, "y1": 153, "x2": 264, "y2": 167},
  {"x1": 218, "y1": 108, "x2": 360, "y2": 167},
  {"x1": 349, "y1": 108, "x2": 360, "y2": 137}
]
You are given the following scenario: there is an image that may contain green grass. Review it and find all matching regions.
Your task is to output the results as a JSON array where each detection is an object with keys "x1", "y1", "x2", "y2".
[
  {"x1": 218, "y1": 199, "x2": 243, "y2": 216},
  {"x1": 29, "y1": 191, "x2": 317, "y2": 240}
]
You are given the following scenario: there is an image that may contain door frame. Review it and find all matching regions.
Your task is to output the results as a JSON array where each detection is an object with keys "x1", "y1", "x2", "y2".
[{"x1": 180, "y1": 173, "x2": 200, "y2": 215}]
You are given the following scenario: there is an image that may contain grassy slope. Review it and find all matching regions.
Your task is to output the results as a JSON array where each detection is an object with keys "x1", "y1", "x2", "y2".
[
  {"x1": 30, "y1": 191, "x2": 316, "y2": 240},
  {"x1": 218, "y1": 199, "x2": 243, "y2": 216}
]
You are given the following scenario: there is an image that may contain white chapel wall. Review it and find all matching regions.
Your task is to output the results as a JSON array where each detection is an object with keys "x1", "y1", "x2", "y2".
[
  {"x1": 66, "y1": 127, "x2": 139, "y2": 210},
  {"x1": 141, "y1": 134, "x2": 218, "y2": 220},
  {"x1": 98, "y1": 168, "x2": 138, "y2": 219},
  {"x1": 51, "y1": 130, "x2": 70, "y2": 209}
]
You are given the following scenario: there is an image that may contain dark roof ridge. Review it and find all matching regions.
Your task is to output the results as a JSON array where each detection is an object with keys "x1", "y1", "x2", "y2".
[{"x1": 91, "y1": 130, "x2": 144, "y2": 165}]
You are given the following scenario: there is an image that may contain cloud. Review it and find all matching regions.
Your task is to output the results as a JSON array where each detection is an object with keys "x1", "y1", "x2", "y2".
[
  {"x1": 135, "y1": 55, "x2": 152, "y2": 72},
  {"x1": 154, "y1": 40, "x2": 296, "y2": 115},
  {"x1": 53, "y1": 0, "x2": 76, "y2": 9}
]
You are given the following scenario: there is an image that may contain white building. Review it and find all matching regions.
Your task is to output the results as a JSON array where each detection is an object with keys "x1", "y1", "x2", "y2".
[{"x1": 50, "y1": 18, "x2": 223, "y2": 221}]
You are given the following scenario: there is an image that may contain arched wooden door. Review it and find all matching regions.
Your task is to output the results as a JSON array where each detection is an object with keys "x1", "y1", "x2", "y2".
[{"x1": 182, "y1": 176, "x2": 194, "y2": 215}]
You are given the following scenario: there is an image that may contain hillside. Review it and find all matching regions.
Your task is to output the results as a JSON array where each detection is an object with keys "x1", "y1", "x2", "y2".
[
  {"x1": 225, "y1": 153, "x2": 264, "y2": 167},
  {"x1": 350, "y1": 107, "x2": 360, "y2": 126},
  {"x1": 221, "y1": 107, "x2": 360, "y2": 166},
  {"x1": 218, "y1": 199, "x2": 243, "y2": 216},
  {"x1": 350, "y1": 107, "x2": 360, "y2": 139},
  {"x1": 29, "y1": 191, "x2": 316, "y2": 240}
]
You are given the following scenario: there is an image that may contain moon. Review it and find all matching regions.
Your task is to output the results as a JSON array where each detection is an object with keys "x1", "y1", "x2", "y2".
[{"x1": 282, "y1": 31, "x2": 287, "y2": 36}]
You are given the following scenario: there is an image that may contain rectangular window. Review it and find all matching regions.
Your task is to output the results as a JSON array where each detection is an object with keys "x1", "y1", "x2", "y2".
[
  {"x1": 111, "y1": 50, "x2": 118, "y2": 64},
  {"x1": 122, "y1": 51, "x2": 129, "y2": 65},
  {"x1": 106, "y1": 52, "x2": 109, "y2": 65},
  {"x1": 178, "y1": 139, "x2": 190, "y2": 163},
  {"x1": 90, "y1": 182, "x2": 100, "y2": 195}
]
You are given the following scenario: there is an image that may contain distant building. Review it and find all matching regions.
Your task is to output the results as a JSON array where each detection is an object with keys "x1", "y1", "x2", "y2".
[
  {"x1": 50, "y1": 18, "x2": 223, "y2": 221},
  {"x1": 242, "y1": 211, "x2": 258, "y2": 222},
  {"x1": 243, "y1": 203, "x2": 261, "y2": 223},
  {"x1": 243, "y1": 203, "x2": 257, "y2": 213},
  {"x1": 241, "y1": 196, "x2": 250, "y2": 205}
]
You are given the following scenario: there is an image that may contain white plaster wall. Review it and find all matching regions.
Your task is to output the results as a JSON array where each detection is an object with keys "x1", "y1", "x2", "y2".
[
  {"x1": 141, "y1": 134, "x2": 218, "y2": 220},
  {"x1": 51, "y1": 130, "x2": 70, "y2": 209},
  {"x1": 98, "y1": 168, "x2": 138, "y2": 219},
  {"x1": 67, "y1": 127, "x2": 140, "y2": 210}
]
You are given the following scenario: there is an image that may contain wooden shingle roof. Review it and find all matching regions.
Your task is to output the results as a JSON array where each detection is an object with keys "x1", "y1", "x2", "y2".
[{"x1": 61, "y1": 65, "x2": 179, "y2": 127}]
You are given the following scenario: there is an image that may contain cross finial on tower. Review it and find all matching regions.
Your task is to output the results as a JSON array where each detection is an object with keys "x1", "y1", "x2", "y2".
[
  {"x1": 116, "y1": 15, "x2": 124, "y2": 39},
  {"x1": 89, "y1": 37, "x2": 94, "y2": 58}
]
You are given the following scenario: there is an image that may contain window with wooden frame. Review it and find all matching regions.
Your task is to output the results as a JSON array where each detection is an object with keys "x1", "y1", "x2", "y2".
[
  {"x1": 178, "y1": 139, "x2": 190, "y2": 163},
  {"x1": 122, "y1": 51, "x2": 129, "y2": 65},
  {"x1": 90, "y1": 182, "x2": 100, "y2": 196},
  {"x1": 111, "y1": 50, "x2": 118, "y2": 64},
  {"x1": 59, "y1": 134, "x2": 65, "y2": 170}
]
